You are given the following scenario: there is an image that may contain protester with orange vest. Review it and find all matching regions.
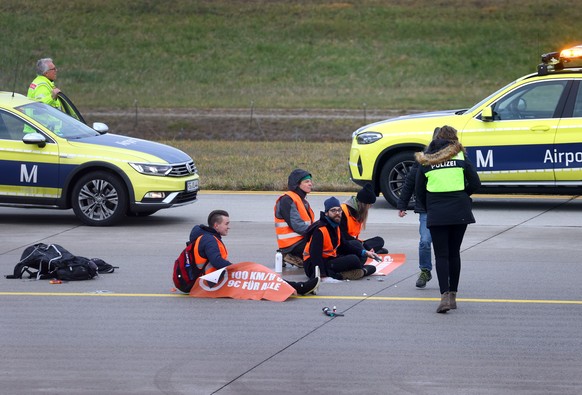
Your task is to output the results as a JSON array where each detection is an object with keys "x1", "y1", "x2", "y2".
[
  {"x1": 190, "y1": 209, "x2": 320, "y2": 295},
  {"x1": 303, "y1": 197, "x2": 379, "y2": 281},
  {"x1": 274, "y1": 169, "x2": 315, "y2": 268},
  {"x1": 340, "y1": 183, "x2": 387, "y2": 261}
]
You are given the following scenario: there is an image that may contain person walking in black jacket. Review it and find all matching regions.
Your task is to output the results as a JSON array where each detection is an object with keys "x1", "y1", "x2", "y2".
[
  {"x1": 415, "y1": 126, "x2": 481, "y2": 313},
  {"x1": 397, "y1": 126, "x2": 441, "y2": 289}
]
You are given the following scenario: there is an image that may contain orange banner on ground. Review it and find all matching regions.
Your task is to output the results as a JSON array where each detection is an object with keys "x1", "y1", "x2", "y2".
[
  {"x1": 365, "y1": 254, "x2": 406, "y2": 276},
  {"x1": 189, "y1": 262, "x2": 295, "y2": 302}
]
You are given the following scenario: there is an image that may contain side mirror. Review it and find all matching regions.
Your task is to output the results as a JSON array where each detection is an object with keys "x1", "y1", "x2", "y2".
[
  {"x1": 481, "y1": 106, "x2": 494, "y2": 122},
  {"x1": 22, "y1": 132, "x2": 47, "y2": 148},
  {"x1": 93, "y1": 122, "x2": 109, "y2": 134}
]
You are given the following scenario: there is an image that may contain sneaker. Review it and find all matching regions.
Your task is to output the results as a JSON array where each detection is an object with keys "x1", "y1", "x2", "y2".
[
  {"x1": 295, "y1": 277, "x2": 321, "y2": 296},
  {"x1": 362, "y1": 265, "x2": 376, "y2": 276},
  {"x1": 376, "y1": 248, "x2": 389, "y2": 254},
  {"x1": 416, "y1": 269, "x2": 432, "y2": 288},
  {"x1": 283, "y1": 253, "x2": 304, "y2": 268},
  {"x1": 340, "y1": 269, "x2": 365, "y2": 280}
]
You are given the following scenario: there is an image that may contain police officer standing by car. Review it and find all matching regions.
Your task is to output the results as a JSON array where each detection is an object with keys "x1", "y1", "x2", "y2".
[
  {"x1": 415, "y1": 125, "x2": 480, "y2": 314},
  {"x1": 27, "y1": 58, "x2": 64, "y2": 111}
]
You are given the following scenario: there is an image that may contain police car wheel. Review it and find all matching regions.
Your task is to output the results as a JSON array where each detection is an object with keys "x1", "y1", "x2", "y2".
[
  {"x1": 71, "y1": 171, "x2": 128, "y2": 226},
  {"x1": 379, "y1": 151, "x2": 415, "y2": 207}
]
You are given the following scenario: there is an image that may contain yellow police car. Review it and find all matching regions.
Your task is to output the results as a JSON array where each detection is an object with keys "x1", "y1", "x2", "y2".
[
  {"x1": 0, "y1": 92, "x2": 199, "y2": 225},
  {"x1": 349, "y1": 44, "x2": 582, "y2": 207}
]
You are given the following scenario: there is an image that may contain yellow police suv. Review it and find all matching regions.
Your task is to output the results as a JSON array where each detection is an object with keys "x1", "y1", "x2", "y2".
[
  {"x1": 0, "y1": 92, "x2": 199, "y2": 226},
  {"x1": 349, "y1": 44, "x2": 582, "y2": 207}
]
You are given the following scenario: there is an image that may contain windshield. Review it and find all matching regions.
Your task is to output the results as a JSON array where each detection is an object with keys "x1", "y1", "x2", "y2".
[
  {"x1": 465, "y1": 78, "x2": 522, "y2": 114},
  {"x1": 15, "y1": 102, "x2": 99, "y2": 139}
]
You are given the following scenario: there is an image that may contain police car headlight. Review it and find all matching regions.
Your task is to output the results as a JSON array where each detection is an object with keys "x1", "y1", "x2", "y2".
[
  {"x1": 356, "y1": 132, "x2": 382, "y2": 145},
  {"x1": 129, "y1": 163, "x2": 172, "y2": 176}
]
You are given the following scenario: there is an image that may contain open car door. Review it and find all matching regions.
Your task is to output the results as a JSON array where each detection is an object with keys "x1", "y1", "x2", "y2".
[{"x1": 57, "y1": 91, "x2": 86, "y2": 124}]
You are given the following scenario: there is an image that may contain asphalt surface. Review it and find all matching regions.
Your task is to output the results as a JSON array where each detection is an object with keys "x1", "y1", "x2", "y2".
[{"x1": 1, "y1": 192, "x2": 581, "y2": 395}]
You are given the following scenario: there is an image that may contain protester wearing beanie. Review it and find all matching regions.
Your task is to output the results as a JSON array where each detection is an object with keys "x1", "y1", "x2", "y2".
[
  {"x1": 302, "y1": 196, "x2": 379, "y2": 281},
  {"x1": 340, "y1": 183, "x2": 387, "y2": 257},
  {"x1": 273, "y1": 169, "x2": 315, "y2": 268}
]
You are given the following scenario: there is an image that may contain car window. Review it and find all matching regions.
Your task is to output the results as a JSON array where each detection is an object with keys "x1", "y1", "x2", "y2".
[
  {"x1": 15, "y1": 102, "x2": 99, "y2": 139},
  {"x1": 492, "y1": 80, "x2": 567, "y2": 121},
  {"x1": 573, "y1": 86, "x2": 582, "y2": 118},
  {"x1": 0, "y1": 110, "x2": 39, "y2": 141}
]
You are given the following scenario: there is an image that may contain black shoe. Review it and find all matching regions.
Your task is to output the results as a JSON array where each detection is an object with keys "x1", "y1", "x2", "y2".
[
  {"x1": 376, "y1": 248, "x2": 389, "y2": 254},
  {"x1": 362, "y1": 265, "x2": 376, "y2": 276},
  {"x1": 293, "y1": 277, "x2": 321, "y2": 296},
  {"x1": 416, "y1": 269, "x2": 432, "y2": 288}
]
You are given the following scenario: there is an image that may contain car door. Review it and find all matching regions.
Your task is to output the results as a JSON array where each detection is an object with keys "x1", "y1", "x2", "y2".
[
  {"x1": 0, "y1": 110, "x2": 61, "y2": 203},
  {"x1": 459, "y1": 79, "x2": 569, "y2": 184},
  {"x1": 554, "y1": 80, "x2": 582, "y2": 183}
]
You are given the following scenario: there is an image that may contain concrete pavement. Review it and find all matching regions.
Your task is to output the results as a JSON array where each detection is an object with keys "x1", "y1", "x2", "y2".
[{"x1": 1, "y1": 192, "x2": 581, "y2": 394}]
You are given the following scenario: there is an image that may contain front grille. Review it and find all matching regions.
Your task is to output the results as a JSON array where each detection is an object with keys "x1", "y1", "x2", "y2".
[
  {"x1": 175, "y1": 190, "x2": 198, "y2": 204},
  {"x1": 169, "y1": 161, "x2": 197, "y2": 177}
]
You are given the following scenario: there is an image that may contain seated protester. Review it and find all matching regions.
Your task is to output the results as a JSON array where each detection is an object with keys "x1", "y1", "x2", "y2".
[
  {"x1": 340, "y1": 183, "x2": 387, "y2": 260},
  {"x1": 303, "y1": 197, "x2": 379, "y2": 281},
  {"x1": 273, "y1": 168, "x2": 315, "y2": 268},
  {"x1": 190, "y1": 210, "x2": 320, "y2": 295}
]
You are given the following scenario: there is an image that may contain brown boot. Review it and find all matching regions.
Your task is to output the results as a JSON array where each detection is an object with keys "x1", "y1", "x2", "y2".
[
  {"x1": 340, "y1": 269, "x2": 365, "y2": 280},
  {"x1": 436, "y1": 292, "x2": 451, "y2": 314},
  {"x1": 283, "y1": 253, "x2": 304, "y2": 268},
  {"x1": 449, "y1": 292, "x2": 457, "y2": 309}
]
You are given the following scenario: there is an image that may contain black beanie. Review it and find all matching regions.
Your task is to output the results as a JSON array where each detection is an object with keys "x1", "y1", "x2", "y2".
[{"x1": 357, "y1": 183, "x2": 376, "y2": 204}]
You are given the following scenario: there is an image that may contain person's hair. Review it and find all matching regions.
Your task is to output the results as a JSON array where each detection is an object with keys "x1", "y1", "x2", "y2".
[
  {"x1": 208, "y1": 210, "x2": 229, "y2": 228},
  {"x1": 36, "y1": 58, "x2": 53, "y2": 75},
  {"x1": 355, "y1": 201, "x2": 369, "y2": 230},
  {"x1": 435, "y1": 125, "x2": 458, "y2": 141}
]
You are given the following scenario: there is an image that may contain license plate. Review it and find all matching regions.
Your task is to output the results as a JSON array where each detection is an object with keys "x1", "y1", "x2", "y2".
[{"x1": 186, "y1": 179, "x2": 199, "y2": 192}]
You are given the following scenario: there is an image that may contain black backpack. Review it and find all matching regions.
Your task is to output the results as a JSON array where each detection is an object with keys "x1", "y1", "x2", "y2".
[
  {"x1": 5, "y1": 243, "x2": 117, "y2": 281},
  {"x1": 172, "y1": 239, "x2": 207, "y2": 293}
]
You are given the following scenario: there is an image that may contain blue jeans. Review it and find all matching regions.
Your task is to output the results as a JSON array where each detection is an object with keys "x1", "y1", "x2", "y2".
[{"x1": 418, "y1": 212, "x2": 432, "y2": 271}]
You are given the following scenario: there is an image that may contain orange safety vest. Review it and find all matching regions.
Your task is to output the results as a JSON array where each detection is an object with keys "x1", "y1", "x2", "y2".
[
  {"x1": 274, "y1": 191, "x2": 314, "y2": 249},
  {"x1": 193, "y1": 235, "x2": 228, "y2": 274},
  {"x1": 303, "y1": 225, "x2": 340, "y2": 261},
  {"x1": 341, "y1": 203, "x2": 362, "y2": 239}
]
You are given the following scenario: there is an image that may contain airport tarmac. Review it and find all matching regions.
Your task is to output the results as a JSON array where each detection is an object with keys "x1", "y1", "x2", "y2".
[{"x1": 1, "y1": 192, "x2": 581, "y2": 395}]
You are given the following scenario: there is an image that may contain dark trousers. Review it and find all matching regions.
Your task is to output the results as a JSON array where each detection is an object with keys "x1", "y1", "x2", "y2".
[
  {"x1": 363, "y1": 236, "x2": 384, "y2": 252},
  {"x1": 429, "y1": 224, "x2": 467, "y2": 294},
  {"x1": 343, "y1": 237, "x2": 384, "y2": 264},
  {"x1": 328, "y1": 254, "x2": 363, "y2": 279},
  {"x1": 304, "y1": 254, "x2": 362, "y2": 279}
]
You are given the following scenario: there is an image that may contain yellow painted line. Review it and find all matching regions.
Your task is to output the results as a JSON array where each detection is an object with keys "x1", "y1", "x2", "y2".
[
  {"x1": 1, "y1": 292, "x2": 581, "y2": 305},
  {"x1": 295, "y1": 295, "x2": 582, "y2": 304},
  {"x1": 0, "y1": 292, "x2": 185, "y2": 297}
]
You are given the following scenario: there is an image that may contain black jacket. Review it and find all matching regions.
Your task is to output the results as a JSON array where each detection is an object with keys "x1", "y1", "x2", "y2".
[
  {"x1": 415, "y1": 139, "x2": 481, "y2": 228},
  {"x1": 396, "y1": 162, "x2": 426, "y2": 213},
  {"x1": 304, "y1": 212, "x2": 363, "y2": 278}
]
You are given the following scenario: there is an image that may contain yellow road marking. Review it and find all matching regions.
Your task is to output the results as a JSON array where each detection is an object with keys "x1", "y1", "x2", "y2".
[{"x1": 1, "y1": 292, "x2": 581, "y2": 305}]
